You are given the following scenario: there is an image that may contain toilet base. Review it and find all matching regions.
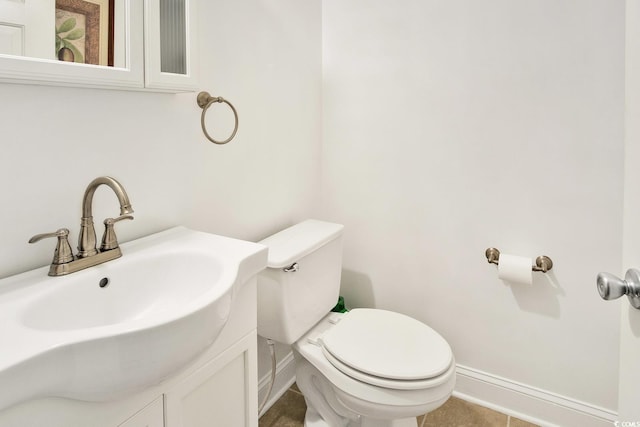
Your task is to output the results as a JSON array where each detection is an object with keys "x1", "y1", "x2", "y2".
[
  {"x1": 303, "y1": 406, "x2": 418, "y2": 427},
  {"x1": 302, "y1": 406, "x2": 326, "y2": 427},
  {"x1": 295, "y1": 353, "x2": 434, "y2": 427}
]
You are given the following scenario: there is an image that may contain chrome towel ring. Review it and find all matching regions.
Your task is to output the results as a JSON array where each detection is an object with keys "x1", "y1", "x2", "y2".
[{"x1": 196, "y1": 91, "x2": 239, "y2": 145}]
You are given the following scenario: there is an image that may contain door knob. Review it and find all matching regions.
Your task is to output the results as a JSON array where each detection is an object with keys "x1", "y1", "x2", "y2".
[{"x1": 597, "y1": 269, "x2": 640, "y2": 309}]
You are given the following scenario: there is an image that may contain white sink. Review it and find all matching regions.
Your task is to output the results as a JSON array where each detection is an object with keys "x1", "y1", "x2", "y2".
[
  {"x1": 0, "y1": 227, "x2": 267, "y2": 412},
  {"x1": 21, "y1": 250, "x2": 224, "y2": 331}
]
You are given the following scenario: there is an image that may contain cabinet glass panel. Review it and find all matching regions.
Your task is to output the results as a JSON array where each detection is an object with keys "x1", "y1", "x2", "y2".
[{"x1": 159, "y1": 0, "x2": 186, "y2": 74}]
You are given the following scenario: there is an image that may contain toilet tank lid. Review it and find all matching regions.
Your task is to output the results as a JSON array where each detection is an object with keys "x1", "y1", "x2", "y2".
[{"x1": 259, "y1": 219, "x2": 344, "y2": 268}]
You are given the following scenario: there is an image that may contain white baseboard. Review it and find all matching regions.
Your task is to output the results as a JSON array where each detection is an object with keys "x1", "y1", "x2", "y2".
[
  {"x1": 256, "y1": 357, "x2": 618, "y2": 426},
  {"x1": 258, "y1": 350, "x2": 297, "y2": 417},
  {"x1": 455, "y1": 365, "x2": 618, "y2": 427}
]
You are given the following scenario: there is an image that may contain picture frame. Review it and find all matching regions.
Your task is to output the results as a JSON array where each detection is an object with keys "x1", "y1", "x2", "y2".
[{"x1": 55, "y1": 0, "x2": 114, "y2": 66}]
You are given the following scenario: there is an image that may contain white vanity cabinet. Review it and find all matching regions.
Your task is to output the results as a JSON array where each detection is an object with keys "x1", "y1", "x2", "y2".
[
  {"x1": 116, "y1": 333, "x2": 257, "y2": 427},
  {"x1": 0, "y1": 0, "x2": 198, "y2": 92},
  {"x1": 118, "y1": 397, "x2": 164, "y2": 427},
  {"x1": 164, "y1": 334, "x2": 258, "y2": 427},
  {"x1": 0, "y1": 276, "x2": 259, "y2": 427}
]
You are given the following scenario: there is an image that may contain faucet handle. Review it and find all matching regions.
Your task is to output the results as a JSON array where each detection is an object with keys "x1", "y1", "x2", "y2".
[
  {"x1": 28, "y1": 228, "x2": 75, "y2": 265},
  {"x1": 100, "y1": 215, "x2": 134, "y2": 252}
]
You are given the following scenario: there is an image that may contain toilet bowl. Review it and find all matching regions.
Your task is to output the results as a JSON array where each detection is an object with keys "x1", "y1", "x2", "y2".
[
  {"x1": 257, "y1": 220, "x2": 455, "y2": 426},
  {"x1": 293, "y1": 310, "x2": 455, "y2": 427}
]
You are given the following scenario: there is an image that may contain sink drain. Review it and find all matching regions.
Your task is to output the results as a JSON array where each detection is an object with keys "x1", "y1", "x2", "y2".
[{"x1": 99, "y1": 277, "x2": 110, "y2": 288}]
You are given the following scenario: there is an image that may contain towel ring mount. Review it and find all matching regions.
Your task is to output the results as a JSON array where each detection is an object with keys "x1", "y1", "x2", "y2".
[{"x1": 197, "y1": 91, "x2": 239, "y2": 145}]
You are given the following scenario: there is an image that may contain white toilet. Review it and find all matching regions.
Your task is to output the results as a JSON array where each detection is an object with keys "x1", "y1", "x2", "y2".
[{"x1": 257, "y1": 220, "x2": 455, "y2": 427}]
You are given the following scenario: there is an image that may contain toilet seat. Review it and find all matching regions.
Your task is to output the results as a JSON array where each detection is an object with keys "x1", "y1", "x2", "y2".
[
  {"x1": 293, "y1": 309, "x2": 456, "y2": 419},
  {"x1": 319, "y1": 309, "x2": 453, "y2": 390}
]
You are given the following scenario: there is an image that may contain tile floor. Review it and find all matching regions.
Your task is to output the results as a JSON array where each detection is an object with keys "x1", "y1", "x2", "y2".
[{"x1": 259, "y1": 384, "x2": 540, "y2": 427}]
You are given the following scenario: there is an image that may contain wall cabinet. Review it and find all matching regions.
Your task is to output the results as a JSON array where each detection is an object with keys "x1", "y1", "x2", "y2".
[
  {"x1": 0, "y1": 0, "x2": 198, "y2": 92},
  {"x1": 144, "y1": 0, "x2": 198, "y2": 92}
]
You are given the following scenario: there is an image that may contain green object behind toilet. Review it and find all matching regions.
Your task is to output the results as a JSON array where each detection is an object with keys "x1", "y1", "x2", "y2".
[{"x1": 331, "y1": 296, "x2": 348, "y2": 313}]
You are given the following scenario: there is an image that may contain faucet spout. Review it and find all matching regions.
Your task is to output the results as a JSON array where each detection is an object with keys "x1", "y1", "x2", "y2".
[
  {"x1": 81, "y1": 176, "x2": 133, "y2": 218},
  {"x1": 77, "y1": 176, "x2": 134, "y2": 258}
]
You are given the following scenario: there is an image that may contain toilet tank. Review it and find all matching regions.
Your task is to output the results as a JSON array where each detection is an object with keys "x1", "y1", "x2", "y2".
[{"x1": 257, "y1": 219, "x2": 344, "y2": 344}]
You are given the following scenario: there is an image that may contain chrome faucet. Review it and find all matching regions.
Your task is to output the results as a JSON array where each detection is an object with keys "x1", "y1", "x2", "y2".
[{"x1": 29, "y1": 176, "x2": 134, "y2": 276}]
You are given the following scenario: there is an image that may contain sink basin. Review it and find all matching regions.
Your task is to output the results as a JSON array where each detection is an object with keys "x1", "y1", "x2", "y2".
[
  {"x1": 21, "y1": 251, "x2": 224, "y2": 331},
  {"x1": 0, "y1": 227, "x2": 267, "y2": 412}
]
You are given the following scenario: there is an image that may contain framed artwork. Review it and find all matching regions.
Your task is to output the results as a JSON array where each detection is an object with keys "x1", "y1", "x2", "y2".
[{"x1": 55, "y1": 0, "x2": 114, "y2": 66}]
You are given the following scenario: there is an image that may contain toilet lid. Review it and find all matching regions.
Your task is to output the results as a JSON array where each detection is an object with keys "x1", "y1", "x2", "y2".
[{"x1": 320, "y1": 309, "x2": 452, "y2": 382}]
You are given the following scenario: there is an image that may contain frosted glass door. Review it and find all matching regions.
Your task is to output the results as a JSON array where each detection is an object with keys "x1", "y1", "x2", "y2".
[
  {"x1": 159, "y1": 0, "x2": 186, "y2": 74},
  {"x1": 144, "y1": 0, "x2": 198, "y2": 91}
]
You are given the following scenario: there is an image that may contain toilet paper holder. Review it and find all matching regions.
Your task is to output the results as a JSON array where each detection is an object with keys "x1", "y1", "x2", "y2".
[{"x1": 485, "y1": 248, "x2": 553, "y2": 273}]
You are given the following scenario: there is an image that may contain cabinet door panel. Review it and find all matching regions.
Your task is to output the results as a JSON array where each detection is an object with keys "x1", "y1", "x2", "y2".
[
  {"x1": 164, "y1": 333, "x2": 258, "y2": 427},
  {"x1": 0, "y1": 0, "x2": 144, "y2": 89},
  {"x1": 143, "y1": 0, "x2": 198, "y2": 91},
  {"x1": 118, "y1": 396, "x2": 164, "y2": 427}
]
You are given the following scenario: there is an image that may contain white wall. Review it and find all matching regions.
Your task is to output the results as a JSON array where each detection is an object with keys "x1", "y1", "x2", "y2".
[
  {"x1": 0, "y1": 0, "x2": 322, "y2": 280},
  {"x1": 322, "y1": 0, "x2": 624, "y2": 415},
  {"x1": 0, "y1": 0, "x2": 627, "y2": 422}
]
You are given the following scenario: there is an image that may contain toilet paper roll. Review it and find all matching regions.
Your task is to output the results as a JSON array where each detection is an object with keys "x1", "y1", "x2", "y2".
[{"x1": 497, "y1": 253, "x2": 533, "y2": 285}]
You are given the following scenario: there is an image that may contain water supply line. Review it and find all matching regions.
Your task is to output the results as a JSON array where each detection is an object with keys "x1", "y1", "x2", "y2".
[{"x1": 258, "y1": 338, "x2": 277, "y2": 417}]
